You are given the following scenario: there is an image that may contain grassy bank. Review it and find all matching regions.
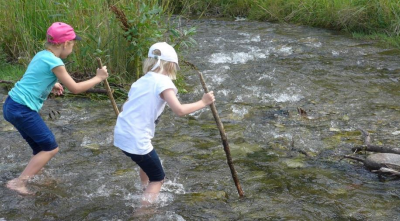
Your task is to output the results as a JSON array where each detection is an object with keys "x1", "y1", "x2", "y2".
[
  {"x1": 0, "y1": 0, "x2": 194, "y2": 98},
  {"x1": 1, "y1": 0, "x2": 135, "y2": 78},
  {"x1": 170, "y1": 0, "x2": 400, "y2": 47}
]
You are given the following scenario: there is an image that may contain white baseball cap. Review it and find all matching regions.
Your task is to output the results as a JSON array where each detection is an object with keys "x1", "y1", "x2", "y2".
[{"x1": 148, "y1": 42, "x2": 179, "y2": 70}]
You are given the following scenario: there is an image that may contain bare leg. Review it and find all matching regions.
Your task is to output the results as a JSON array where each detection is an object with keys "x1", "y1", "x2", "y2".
[
  {"x1": 139, "y1": 169, "x2": 163, "y2": 204},
  {"x1": 7, "y1": 147, "x2": 59, "y2": 195},
  {"x1": 141, "y1": 181, "x2": 163, "y2": 206},
  {"x1": 133, "y1": 180, "x2": 163, "y2": 217},
  {"x1": 139, "y1": 168, "x2": 149, "y2": 190}
]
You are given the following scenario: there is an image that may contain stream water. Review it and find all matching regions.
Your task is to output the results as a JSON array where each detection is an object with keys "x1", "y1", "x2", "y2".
[{"x1": 1, "y1": 19, "x2": 400, "y2": 220}]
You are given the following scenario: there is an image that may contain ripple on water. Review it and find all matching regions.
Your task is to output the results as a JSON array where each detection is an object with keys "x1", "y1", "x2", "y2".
[
  {"x1": 266, "y1": 93, "x2": 304, "y2": 103},
  {"x1": 208, "y1": 45, "x2": 268, "y2": 64},
  {"x1": 162, "y1": 179, "x2": 186, "y2": 194}
]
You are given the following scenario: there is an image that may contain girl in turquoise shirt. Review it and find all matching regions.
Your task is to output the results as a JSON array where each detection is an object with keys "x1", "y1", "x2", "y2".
[{"x1": 3, "y1": 22, "x2": 109, "y2": 195}]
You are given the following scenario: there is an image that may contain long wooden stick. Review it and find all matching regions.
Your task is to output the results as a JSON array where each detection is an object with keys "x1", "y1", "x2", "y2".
[
  {"x1": 183, "y1": 60, "x2": 244, "y2": 197},
  {"x1": 96, "y1": 58, "x2": 120, "y2": 116}
]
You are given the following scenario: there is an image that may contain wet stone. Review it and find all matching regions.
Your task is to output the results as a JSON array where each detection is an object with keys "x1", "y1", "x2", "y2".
[{"x1": 364, "y1": 153, "x2": 400, "y2": 171}]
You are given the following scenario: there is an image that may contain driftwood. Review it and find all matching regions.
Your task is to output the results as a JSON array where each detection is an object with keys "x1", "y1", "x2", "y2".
[
  {"x1": 372, "y1": 167, "x2": 400, "y2": 175},
  {"x1": 343, "y1": 129, "x2": 400, "y2": 177},
  {"x1": 351, "y1": 129, "x2": 400, "y2": 154},
  {"x1": 352, "y1": 145, "x2": 400, "y2": 155}
]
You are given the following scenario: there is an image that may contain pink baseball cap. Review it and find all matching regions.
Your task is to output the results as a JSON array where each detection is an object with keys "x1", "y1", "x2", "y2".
[{"x1": 46, "y1": 22, "x2": 81, "y2": 43}]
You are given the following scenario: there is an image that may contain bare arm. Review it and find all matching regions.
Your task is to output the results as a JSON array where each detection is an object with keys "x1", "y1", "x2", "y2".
[
  {"x1": 53, "y1": 65, "x2": 108, "y2": 94},
  {"x1": 162, "y1": 88, "x2": 215, "y2": 117}
]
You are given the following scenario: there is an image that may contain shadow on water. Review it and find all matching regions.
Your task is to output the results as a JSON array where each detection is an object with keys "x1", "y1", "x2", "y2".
[{"x1": 1, "y1": 18, "x2": 400, "y2": 220}]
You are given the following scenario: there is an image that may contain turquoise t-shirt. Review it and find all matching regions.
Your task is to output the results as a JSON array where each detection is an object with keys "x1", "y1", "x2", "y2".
[{"x1": 8, "y1": 50, "x2": 64, "y2": 112}]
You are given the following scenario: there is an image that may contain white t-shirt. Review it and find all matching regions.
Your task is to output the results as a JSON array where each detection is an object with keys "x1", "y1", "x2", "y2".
[{"x1": 114, "y1": 72, "x2": 177, "y2": 155}]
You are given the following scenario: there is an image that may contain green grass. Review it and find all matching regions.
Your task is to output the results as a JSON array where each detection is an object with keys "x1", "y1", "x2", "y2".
[
  {"x1": 0, "y1": 63, "x2": 24, "y2": 82},
  {"x1": 0, "y1": 0, "x2": 161, "y2": 80},
  {"x1": 0, "y1": 0, "x2": 197, "y2": 100},
  {"x1": 0, "y1": 47, "x2": 24, "y2": 82},
  {"x1": 352, "y1": 32, "x2": 400, "y2": 48},
  {"x1": 169, "y1": 0, "x2": 400, "y2": 48},
  {"x1": 0, "y1": 62, "x2": 24, "y2": 92}
]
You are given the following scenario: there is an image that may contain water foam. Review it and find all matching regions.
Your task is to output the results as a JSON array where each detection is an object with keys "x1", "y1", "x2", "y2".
[
  {"x1": 232, "y1": 105, "x2": 249, "y2": 119},
  {"x1": 266, "y1": 93, "x2": 303, "y2": 102},
  {"x1": 209, "y1": 47, "x2": 267, "y2": 64}
]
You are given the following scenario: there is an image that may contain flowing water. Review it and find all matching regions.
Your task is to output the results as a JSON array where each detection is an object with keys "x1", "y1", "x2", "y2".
[{"x1": 1, "y1": 19, "x2": 400, "y2": 220}]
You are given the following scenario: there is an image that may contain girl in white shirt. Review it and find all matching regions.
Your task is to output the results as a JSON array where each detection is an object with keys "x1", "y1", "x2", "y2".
[{"x1": 114, "y1": 42, "x2": 215, "y2": 207}]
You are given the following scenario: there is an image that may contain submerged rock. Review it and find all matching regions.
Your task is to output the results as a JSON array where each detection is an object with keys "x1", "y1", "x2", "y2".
[
  {"x1": 364, "y1": 153, "x2": 400, "y2": 171},
  {"x1": 284, "y1": 158, "x2": 306, "y2": 169}
]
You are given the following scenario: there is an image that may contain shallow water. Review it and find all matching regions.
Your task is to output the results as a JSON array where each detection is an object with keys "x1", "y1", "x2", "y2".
[{"x1": 1, "y1": 19, "x2": 400, "y2": 220}]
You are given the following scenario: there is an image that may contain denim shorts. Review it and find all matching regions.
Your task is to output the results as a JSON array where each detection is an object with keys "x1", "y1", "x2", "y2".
[
  {"x1": 3, "y1": 96, "x2": 58, "y2": 155},
  {"x1": 122, "y1": 149, "x2": 165, "y2": 182}
]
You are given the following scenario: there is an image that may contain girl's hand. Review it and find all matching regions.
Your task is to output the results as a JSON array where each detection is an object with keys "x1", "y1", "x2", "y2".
[
  {"x1": 96, "y1": 66, "x2": 109, "y2": 81},
  {"x1": 162, "y1": 89, "x2": 215, "y2": 117},
  {"x1": 52, "y1": 82, "x2": 64, "y2": 96},
  {"x1": 202, "y1": 91, "x2": 215, "y2": 106}
]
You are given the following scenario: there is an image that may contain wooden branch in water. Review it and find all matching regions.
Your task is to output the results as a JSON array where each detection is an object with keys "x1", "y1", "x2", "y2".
[
  {"x1": 183, "y1": 60, "x2": 244, "y2": 197},
  {"x1": 343, "y1": 155, "x2": 365, "y2": 163},
  {"x1": 372, "y1": 167, "x2": 400, "y2": 176},
  {"x1": 352, "y1": 145, "x2": 400, "y2": 154},
  {"x1": 359, "y1": 128, "x2": 370, "y2": 145},
  {"x1": 352, "y1": 129, "x2": 400, "y2": 154}
]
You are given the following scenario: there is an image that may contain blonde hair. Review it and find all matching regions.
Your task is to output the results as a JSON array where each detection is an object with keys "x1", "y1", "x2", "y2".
[{"x1": 143, "y1": 49, "x2": 178, "y2": 80}]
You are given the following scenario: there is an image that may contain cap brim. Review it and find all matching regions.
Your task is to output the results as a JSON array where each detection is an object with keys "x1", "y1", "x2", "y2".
[{"x1": 74, "y1": 35, "x2": 82, "y2": 41}]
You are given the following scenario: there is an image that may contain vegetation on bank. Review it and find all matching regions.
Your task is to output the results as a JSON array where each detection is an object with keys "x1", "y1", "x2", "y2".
[
  {"x1": 0, "y1": 0, "x2": 399, "y2": 99},
  {"x1": 170, "y1": 0, "x2": 400, "y2": 47},
  {"x1": 0, "y1": 0, "x2": 195, "y2": 99}
]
